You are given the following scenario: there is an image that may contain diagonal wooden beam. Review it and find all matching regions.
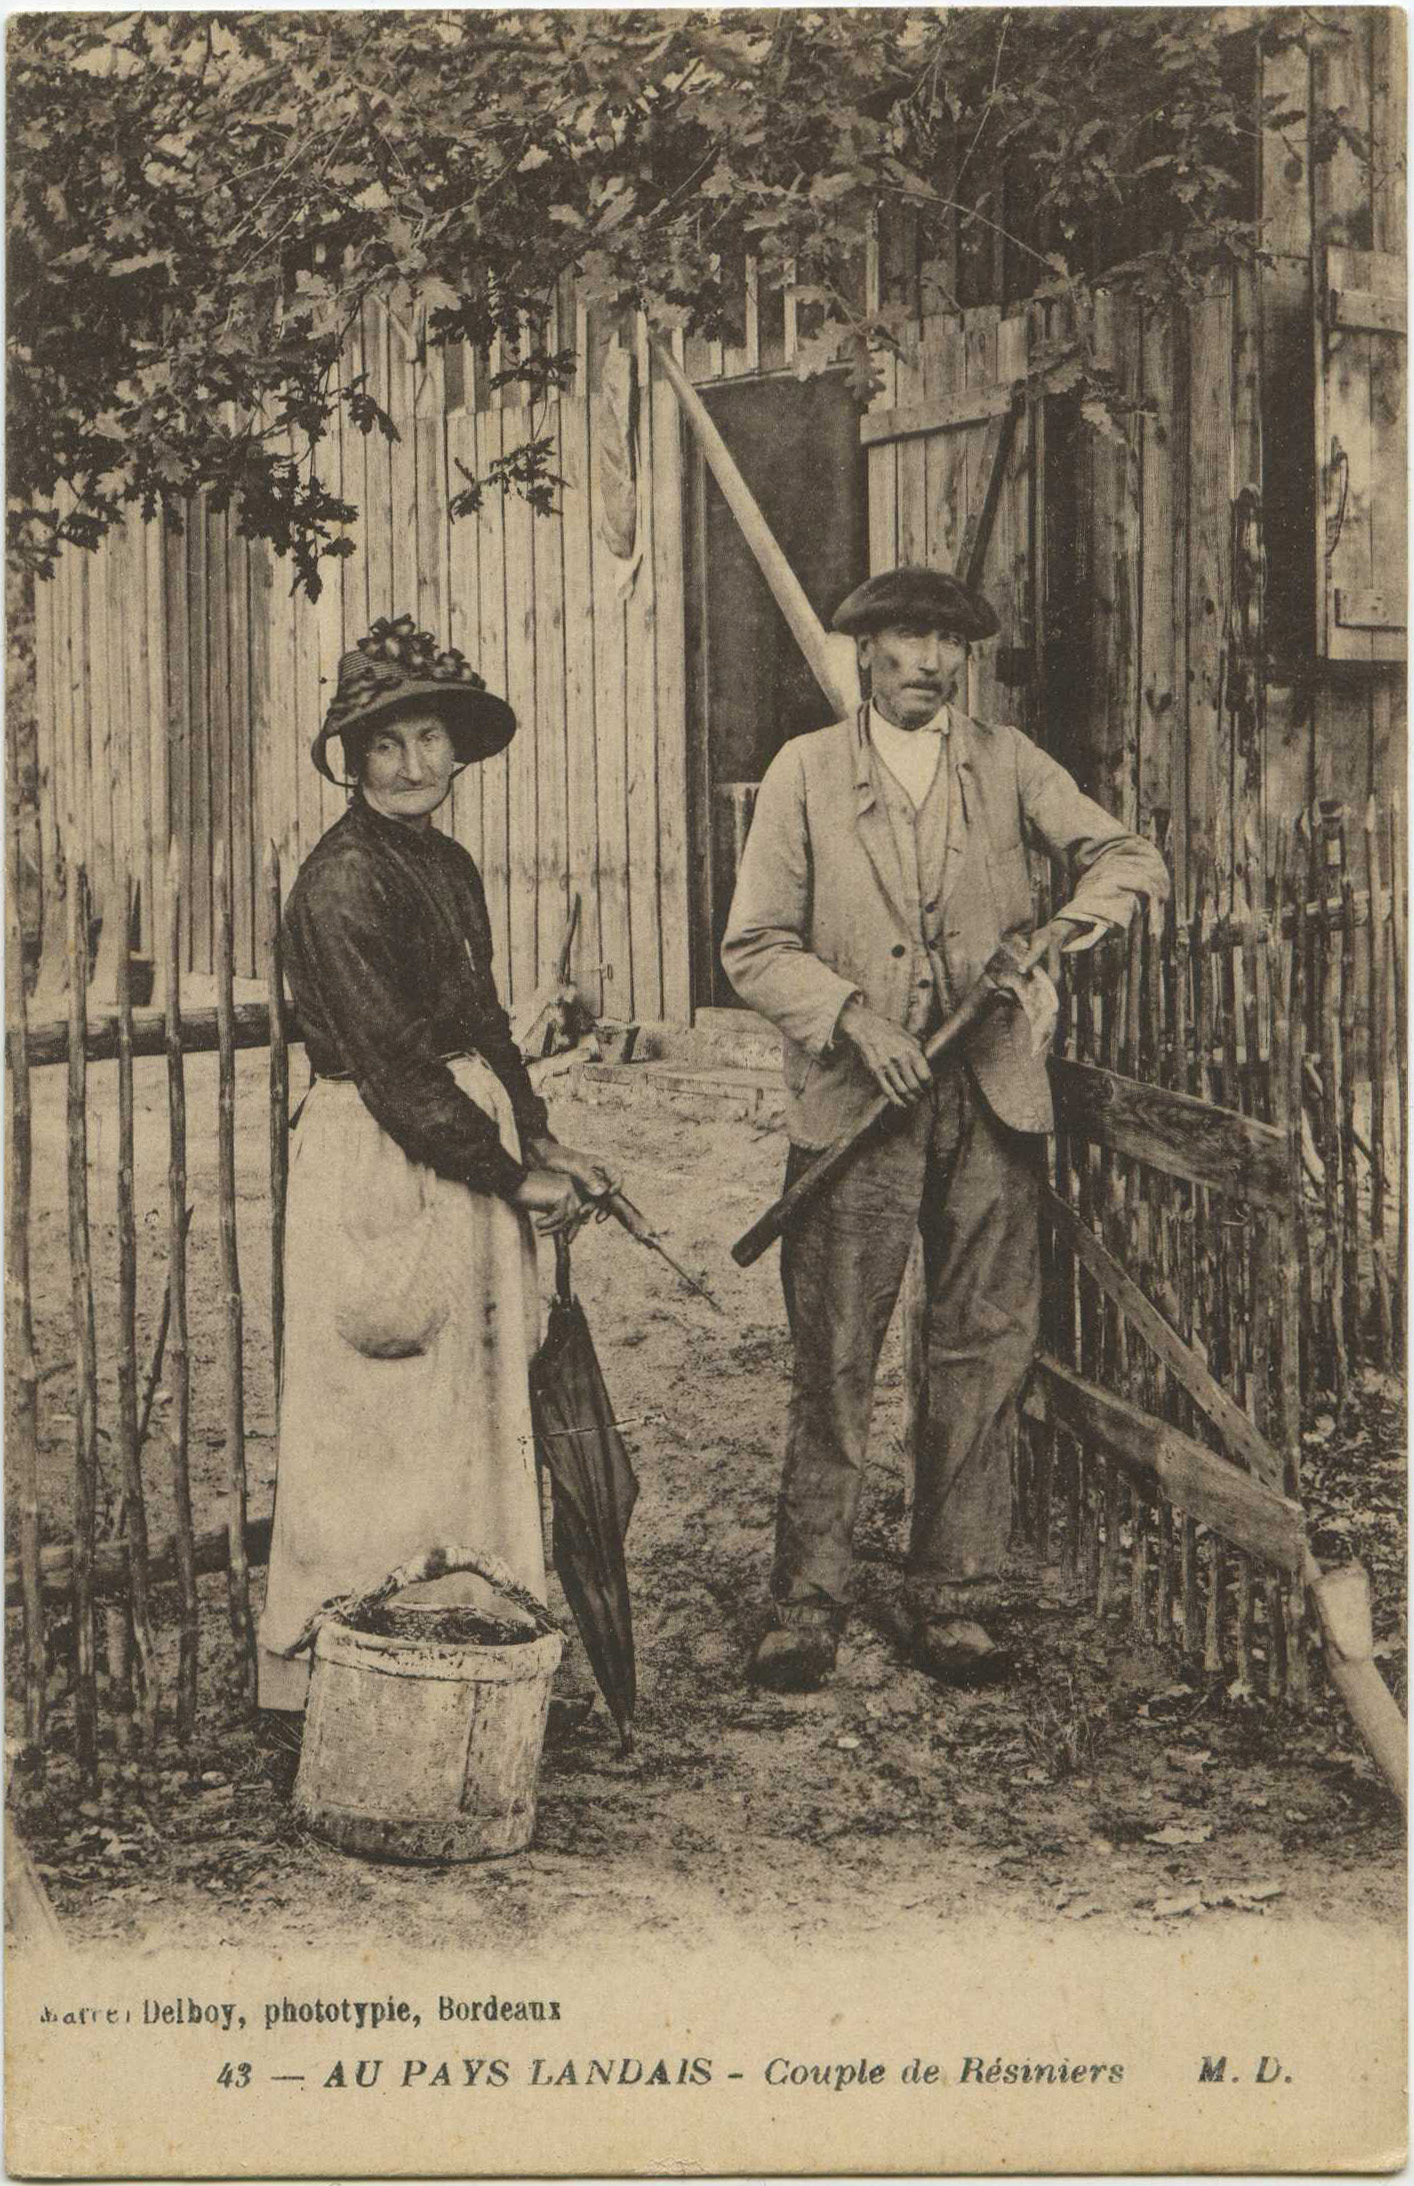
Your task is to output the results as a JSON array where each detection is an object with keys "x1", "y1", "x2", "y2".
[
  {"x1": 1030, "y1": 1359, "x2": 1305, "y2": 1573},
  {"x1": 1042, "y1": 1185, "x2": 1285, "y2": 1489},
  {"x1": 959, "y1": 400, "x2": 1019, "y2": 594}
]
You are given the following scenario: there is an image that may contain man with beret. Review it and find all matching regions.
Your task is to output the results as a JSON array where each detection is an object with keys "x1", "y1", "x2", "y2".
[{"x1": 722, "y1": 565, "x2": 1168, "y2": 1692}]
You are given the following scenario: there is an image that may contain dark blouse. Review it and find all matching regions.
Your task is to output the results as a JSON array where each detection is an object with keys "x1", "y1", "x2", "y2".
[{"x1": 281, "y1": 796, "x2": 549, "y2": 1199}]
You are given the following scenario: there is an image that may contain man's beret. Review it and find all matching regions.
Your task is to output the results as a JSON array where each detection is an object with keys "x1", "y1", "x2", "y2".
[{"x1": 831, "y1": 565, "x2": 999, "y2": 642}]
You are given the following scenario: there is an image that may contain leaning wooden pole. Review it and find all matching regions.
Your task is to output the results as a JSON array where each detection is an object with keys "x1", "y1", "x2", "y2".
[
  {"x1": 6, "y1": 823, "x2": 46, "y2": 1758},
  {"x1": 649, "y1": 334, "x2": 861, "y2": 719},
  {"x1": 264, "y1": 843, "x2": 288, "y2": 1412},
  {"x1": 216, "y1": 838, "x2": 257, "y2": 1711},
  {"x1": 1303, "y1": 1553, "x2": 1407, "y2": 1815},
  {"x1": 114, "y1": 860, "x2": 158, "y2": 1746},
  {"x1": 163, "y1": 844, "x2": 199, "y2": 1739},
  {"x1": 65, "y1": 867, "x2": 100, "y2": 1776}
]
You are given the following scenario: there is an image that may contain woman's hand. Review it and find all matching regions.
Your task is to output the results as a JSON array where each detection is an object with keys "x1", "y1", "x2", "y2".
[
  {"x1": 526, "y1": 1135, "x2": 622, "y2": 1205},
  {"x1": 512, "y1": 1167, "x2": 593, "y2": 1236}
]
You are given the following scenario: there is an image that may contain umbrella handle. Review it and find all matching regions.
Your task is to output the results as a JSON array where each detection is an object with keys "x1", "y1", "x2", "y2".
[
  {"x1": 278, "y1": 1542, "x2": 562, "y2": 1656},
  {"x1": 553, "y1": 1230, "x2": 574, "y2": 1306}
]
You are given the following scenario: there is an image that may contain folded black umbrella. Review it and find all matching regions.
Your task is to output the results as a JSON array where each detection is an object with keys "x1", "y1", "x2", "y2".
[{"x1": 529, "y1": 1237, "x2": 640, "y2": 1751}]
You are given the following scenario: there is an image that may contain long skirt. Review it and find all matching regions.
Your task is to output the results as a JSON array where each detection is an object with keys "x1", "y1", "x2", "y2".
[{"x1": 256, "y1": 1055, "x2": 545, "y2": 1711}]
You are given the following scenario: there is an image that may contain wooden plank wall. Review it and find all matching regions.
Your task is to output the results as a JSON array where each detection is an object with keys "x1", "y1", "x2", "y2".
[
  {"x1": 1262, "y1": 11, "x2": 1406, "y2": 833},
  {"x1": 863, "y1": 255, "x2": 1403, "y2": 920},
  {"x1": 33, "y1": 297, "x2": 697, "y2": 1019},
  {"x1": 864, "y1": 286, "x2": 1246, "y2": 908}
]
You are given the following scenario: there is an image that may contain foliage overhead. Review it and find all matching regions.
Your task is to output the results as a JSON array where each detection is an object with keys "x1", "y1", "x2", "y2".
[{"x1": 7, "y1": 7, "x2": 1378, "y2": 594}]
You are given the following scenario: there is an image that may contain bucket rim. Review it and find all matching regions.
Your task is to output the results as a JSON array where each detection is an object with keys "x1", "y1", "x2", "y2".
[{"x1": 311, "y1": 1617, "x2": 563, "y2": 1677}]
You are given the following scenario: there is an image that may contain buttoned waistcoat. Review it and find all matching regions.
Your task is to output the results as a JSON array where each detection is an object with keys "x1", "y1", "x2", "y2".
[{"x1": 721, "y1": 706, "x2": 1169, "y2": 1146}]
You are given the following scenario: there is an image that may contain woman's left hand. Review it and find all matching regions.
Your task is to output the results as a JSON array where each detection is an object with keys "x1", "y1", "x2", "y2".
[{"x1": 528, "y1": 1136, "x2": 622, "y2": 1207}]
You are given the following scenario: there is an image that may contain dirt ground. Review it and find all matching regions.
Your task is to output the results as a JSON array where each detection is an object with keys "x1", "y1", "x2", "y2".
[{"x1": 8, "y1": 1049, "x2": 1406, "y2": 1952}]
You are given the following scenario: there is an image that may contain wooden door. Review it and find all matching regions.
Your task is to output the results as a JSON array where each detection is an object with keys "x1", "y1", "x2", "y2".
[{"x1": 684, "y1": 370, "x2": 868, "y2": 1008}]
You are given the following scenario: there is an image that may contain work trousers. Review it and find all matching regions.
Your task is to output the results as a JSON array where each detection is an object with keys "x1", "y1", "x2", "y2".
[{"x1": 775, "y1": 1061, "x2": 1042, "y2": 1618}]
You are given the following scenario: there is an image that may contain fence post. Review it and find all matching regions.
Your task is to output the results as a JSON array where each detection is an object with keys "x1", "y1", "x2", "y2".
[
  {"x1": 163, "y1": 842, "x2": 199, "y2": 1740},
  {"x1": 6, "y1": 808, "x2": 46, "y2": 1760},
  {"x1": 1272, "y1": 826, "x2": 1310, "y2": 1705},
  {"x1": 216, "y1": 837, "x2": 257, "y2": 1712},
  {"x1": 1388, "y1": 797, "x2": 1407, "y2": 1356},
  {"x1": 264, "y1": 843, "x2": 288, "y2": 1416},
  {"x1": 1315, "y1": 804, "x2": 1347, "y2": 1399},
  {"x1": 1364, "y1": 798, "x2": 1393, "y2": 1357},
  {"x1": 66, "y1": 866, "x2": 100, "y2": 1776},
  {"x1": 1338, "y1": 862, "x2": 1360, "y2": 1359},
  {"x1": 115, "y1": 860, "x2": 158, "y2": 1744}
]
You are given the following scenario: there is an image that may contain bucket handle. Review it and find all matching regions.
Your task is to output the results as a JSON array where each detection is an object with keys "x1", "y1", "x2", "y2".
[{"x1": 277, "y1": 1542, "x2": 562, "y2": 1658}]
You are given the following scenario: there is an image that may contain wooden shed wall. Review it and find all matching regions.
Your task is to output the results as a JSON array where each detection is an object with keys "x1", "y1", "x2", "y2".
[
  {"x1": 33, "y1": 300, "x2": 701, "y2": 1023},
  {"x1": 1260, "y1": 12, "x2": 1406, "y2": 834},
  {"x1": 863, "y1": 272, "x2": 1285, "y2": 911}
]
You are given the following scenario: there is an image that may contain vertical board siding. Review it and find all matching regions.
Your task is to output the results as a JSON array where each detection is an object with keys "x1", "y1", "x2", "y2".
[
  {"x1": 206, "y1": 501, "x2": 232, "y2": 970},
  {"x1": 962, "y1": 305, "x2": 1002, "y2": 725},
  {"x1": 925, "y1": 315, "x2": 968, "y2": 581},
  {"x1": 531, "y1": 386, "x2": 571, "y2": 987},
  {"x1": 501, "y1": 402, "x2": 540, "y2": 1000},
  {"x1": 625, "y1": 315, "x2": 664, "y2": 1023},
  {"x1": 186, "y1": 501, "x2": 212, "y2": 973},
  {"x1": 993, "y1": 309, "x2": 1031, "y2": 736},
  {"x1": 560, "y1": 305, "x2": 604, "y2": 1016},
  {"x1": 588, "y1": 329, "x2": 635, "y2": 1023},
  {"x1": 387, "y1": 303, "x2": 420, "y2": 623},
  {"x1": 31, "y1": 564, "x2": 60, "y2": 981},
  {"x1": 230, "y1": 522, "x2": 257, "y2": 978},
  {"x1": 1138, "y1": 304, "x2": 1177, "y2": 841},
  {"x1": 361, "y1": 301, "x2": 396, "y2": 624},
  {"x1": 292, "y1": 476, "x2": 325, "y2": 885},
  {"x1": 1187, "y1": 273, "x2": 1234, "y2": 902},
  {"x1": 650, "y1": 337, "x2": 692, "y2": 1022},
  {"x1": 445, "y1": 402, "x2": 485, "y2": 871},
  {"x1": 476, "y1": 405, "x2": 513, "y2": 979},
  {"x1": 895, "y1": 313, "x2": 928, "y2": 566}
]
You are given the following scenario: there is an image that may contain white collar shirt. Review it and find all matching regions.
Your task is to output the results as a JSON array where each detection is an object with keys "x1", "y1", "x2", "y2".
[{"x1": 869, "y1": 701, "x2": 950, "y2": 809}]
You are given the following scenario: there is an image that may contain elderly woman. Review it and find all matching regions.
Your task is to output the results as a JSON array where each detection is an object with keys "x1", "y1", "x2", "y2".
[{"x1": 257, "y1": 616, "x2": 615, "y2": 1723}]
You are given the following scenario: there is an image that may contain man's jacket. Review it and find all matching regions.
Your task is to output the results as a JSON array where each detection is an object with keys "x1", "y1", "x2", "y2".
[{"x1": 721, "y1": 706, "x2": 1169, "y2": 1146}]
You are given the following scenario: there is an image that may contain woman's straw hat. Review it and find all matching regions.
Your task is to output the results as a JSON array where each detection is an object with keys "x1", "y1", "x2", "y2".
[{"x1": 312, "y1": 614, "x2": 516, "y2": 785}]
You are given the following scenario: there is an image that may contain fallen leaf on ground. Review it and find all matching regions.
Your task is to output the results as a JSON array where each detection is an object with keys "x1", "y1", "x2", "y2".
[
  {"x1": 1209, "y1": 1880, "x2": 1284, "y2": 1909},
  {"x1": 1152, "y1": 1890, "x2": 1206, "y2": 1918},
  {"x1": 1165, "y1": 1747, "x2": 1214, "y2": 1774}
]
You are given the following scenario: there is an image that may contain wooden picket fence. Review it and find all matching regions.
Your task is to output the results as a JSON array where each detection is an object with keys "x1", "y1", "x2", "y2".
[
  {"x1": 1017, "y1": 799, "x2": 1406, "y2": 1700},
  {"x1": 6, "y1": 836, "x2": 289, "y2": 1775},
  {"x1": 4, "y1": 804, "x2": 1406, "y2": 1769}
]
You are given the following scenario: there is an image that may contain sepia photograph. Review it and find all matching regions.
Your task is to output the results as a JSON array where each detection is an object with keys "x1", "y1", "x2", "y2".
[{"x1": 4, "y1": 6, "x2": 1407, "y2": 2177}]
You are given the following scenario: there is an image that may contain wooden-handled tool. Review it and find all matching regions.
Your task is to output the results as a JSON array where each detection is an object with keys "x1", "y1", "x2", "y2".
[{"x1": 732, "y1": 918, "x2": 1074, "y2": 1266}]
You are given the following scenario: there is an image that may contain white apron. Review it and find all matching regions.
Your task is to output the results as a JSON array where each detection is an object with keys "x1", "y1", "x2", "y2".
[{"x1": 257, "y1": 1054, "x2": 544, "y2": 1710}]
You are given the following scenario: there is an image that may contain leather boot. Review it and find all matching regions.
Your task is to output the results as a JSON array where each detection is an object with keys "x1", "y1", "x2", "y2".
[
  {"x1": 907, "y1": 1611, "x2": 1013, "y2": 1687},
  {"x1": 749, "y1": 1613, "x2": 839, "y2": 1693}
]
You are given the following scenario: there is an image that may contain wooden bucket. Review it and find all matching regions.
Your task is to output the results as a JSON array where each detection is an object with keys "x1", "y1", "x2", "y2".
[{"x1": 292, "y1": 1548, "x2": 563, "y2": 1863}]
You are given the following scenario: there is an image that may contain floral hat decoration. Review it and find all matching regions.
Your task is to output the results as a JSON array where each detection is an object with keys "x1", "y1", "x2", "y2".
[{"x1": 312, "y1": 614, "x2": 517, "y2": 785}]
